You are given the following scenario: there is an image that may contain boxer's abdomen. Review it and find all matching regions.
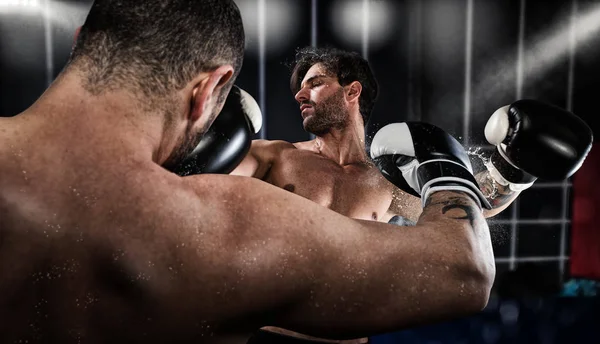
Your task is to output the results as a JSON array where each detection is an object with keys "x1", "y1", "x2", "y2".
[{"x1": 263, "y1": 149, "x2": 395, "y2": 221}]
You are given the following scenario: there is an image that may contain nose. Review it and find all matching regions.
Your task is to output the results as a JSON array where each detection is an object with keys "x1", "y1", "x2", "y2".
[{"x1": 295, "y1": 88, "x2": 308, "y2": 104}]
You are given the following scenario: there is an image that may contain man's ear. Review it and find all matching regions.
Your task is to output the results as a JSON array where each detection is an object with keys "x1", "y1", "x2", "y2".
[
  {"x1": 73, "y1": 26, "x2": 82, "y2": 47},
  {"x1": 346, "y1": 81, "x2": 362, "y2": 103},
  {"x1": 189, "y1": 65, "x2": 235, "y2": 123}
]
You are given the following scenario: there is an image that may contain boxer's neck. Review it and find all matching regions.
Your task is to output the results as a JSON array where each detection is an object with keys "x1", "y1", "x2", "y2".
[
  {"x1": 315, "y1": 120, "x2": 367, "y2": 166},
  {"x1": 22, "y1": 71, "x2": 182, "y2": 166}
]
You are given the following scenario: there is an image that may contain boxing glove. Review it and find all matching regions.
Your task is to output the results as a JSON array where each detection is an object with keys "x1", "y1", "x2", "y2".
[
  {"x1": 371, "y1": 122, "x2": 492, "y2": 210},
  {"x1": 169, "y1": 86, "x2": 262, "y2": 176},
  {"x1": 484, "y1": 99, "x2": 593, "y2": 191}
]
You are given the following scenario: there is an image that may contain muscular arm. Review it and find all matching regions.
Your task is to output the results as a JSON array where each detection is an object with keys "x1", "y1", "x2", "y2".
[
  {"x1": 230, "y1": 139, "x2": 291, "y2": 179},
  {"x1": 169, "y1": 175, "x2": 495, "y2": 339}
]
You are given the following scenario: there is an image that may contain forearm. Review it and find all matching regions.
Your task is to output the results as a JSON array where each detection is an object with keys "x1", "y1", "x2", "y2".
[
  {"x1": 383, "y1": 191, "x2": 494, "y2": 329},
  {"x1": 474, "y1": 169, "x2": 521, "y2": 218},
  {"x1": 417, "y1": 191, "x2": 495, "y2": 282},
  {"x1": 229, "y1": 153, "x2": 259, "y2": 177},
  {"x1": 229, "y1": 142, "x2": 274, "y2": 179},
  {"x1": 278, "y1": 191, "x2": 494, "y2": 339},
  {"x1": 185, "y1": 176, "x2": 493, "y2": 339}
]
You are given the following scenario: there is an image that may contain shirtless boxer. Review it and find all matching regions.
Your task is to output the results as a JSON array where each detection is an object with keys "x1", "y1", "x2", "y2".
[
  {"x1": 0, "y1": 0, "x2": 507, "y2": 343},
  {"x1": 233, "y1": 48, "x2": 507, "y2": 226},
  {"x1": 232, "y1": 46, "x2": 592, "y2": 225},
  {"x1": 230, "y1": 47, "x2": 594, "y2": 343}
]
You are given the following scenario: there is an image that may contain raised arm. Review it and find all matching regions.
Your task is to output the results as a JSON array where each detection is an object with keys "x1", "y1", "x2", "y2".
[
  {"x1": 477, "y1": 100, "x2": 593, "y2": 218},
  {"x1": 179, "y1": 174, "x2": 494, "y2": 339},
  {"x1": 161, "y1": 120, "x2": 499, "y2": 339},
  {"x1": 384, "y1": 100, "x2": 593, "y2": 222},
  {"x1": 229, "y1": 139, "x2": 290, "y2": 179}
]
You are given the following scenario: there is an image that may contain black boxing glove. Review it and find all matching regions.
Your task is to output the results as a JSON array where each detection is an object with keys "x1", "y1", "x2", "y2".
[
  {"x1": 169, "y1": 86, "x2": 262, "y2": 176},
  {"x1": 484, "y1": 99, "x2": 593, "y2": 191},
  {"x1": 371, "y1": 122, "x2": 492, "y2": 210}
]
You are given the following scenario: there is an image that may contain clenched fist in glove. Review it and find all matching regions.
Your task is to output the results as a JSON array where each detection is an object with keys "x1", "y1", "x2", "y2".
[
  {"x1": 484, "y1": 99, "x2": 593, "y2": 192},
  {"x1": 370, "y1": 122, "x2": 492, "y2": 210}
]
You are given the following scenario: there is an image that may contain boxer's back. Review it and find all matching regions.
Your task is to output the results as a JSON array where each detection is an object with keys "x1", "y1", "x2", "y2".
[{"x1": 0, "y1": 117, "x2": 218, "y2": 342}]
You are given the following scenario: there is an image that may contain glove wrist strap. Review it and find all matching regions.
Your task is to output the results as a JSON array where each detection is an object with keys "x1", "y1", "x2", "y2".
[
  {"x1": 417, "y1": 161, "x2": 492, "y2": 210},
  {"x1": 485, "y1": 158, "x2": 535, "y2": 192}
]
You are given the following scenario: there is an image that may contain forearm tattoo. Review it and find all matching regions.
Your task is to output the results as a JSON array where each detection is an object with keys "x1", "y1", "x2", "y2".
[
  {"x1": 442, "y1": 203, "x2": 477, "y2": 228},
  {"x1": 425, "y1": 192, "x2": 478, "y2": 227}
]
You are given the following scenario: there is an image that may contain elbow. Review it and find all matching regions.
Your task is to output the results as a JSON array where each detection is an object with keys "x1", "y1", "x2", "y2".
[
  {"x1": 455, "y1": 260, "x2": 495, "y2": 313},
  {"x1": 464, "y1": 272, "x2": 494, "y2": 313}
]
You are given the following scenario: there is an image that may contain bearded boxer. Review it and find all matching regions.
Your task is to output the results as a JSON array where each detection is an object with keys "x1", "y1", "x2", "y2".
[
  {"x1": 0, "y1": 0, "x2": 506, "y2": 343},
  {"x1": 232, "y1": 48, "x2": 510, "y2": 227},
  {"x1": 232, "y1": 46, "x2": 592, "y2": 225},
  {"x1": 229, "y1": 47, "x2": 593, "y2": 344}
]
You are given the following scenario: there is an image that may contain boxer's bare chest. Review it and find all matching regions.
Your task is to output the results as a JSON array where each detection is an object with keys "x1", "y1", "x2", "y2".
[{"x1": 263, "y1": 148, "x2": 393, "y2": 221}]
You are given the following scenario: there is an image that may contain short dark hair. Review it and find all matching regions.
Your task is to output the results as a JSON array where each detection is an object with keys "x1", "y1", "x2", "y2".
[
  {"x1": 289, "y1": 46, "x2": 379, "y2": 126},
  {"x1": 69, "y1": 0, "x2": 244, "y2": 103}
]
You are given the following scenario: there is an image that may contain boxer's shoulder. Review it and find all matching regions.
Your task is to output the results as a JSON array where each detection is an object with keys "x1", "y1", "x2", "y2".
[
  {"x1": 250, "y1": 139, "x2": 296, "y2": 160},
  {"x1": 291, "y1": 140, "x2": 317, "y2": 151},
  {"x1": 252, "y1": 139, "x2": 296, "y2": 150}
]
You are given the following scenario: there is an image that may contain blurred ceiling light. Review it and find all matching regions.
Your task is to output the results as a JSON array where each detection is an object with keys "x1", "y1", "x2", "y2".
[
  {"x1": 331, "y1": 0, "x2": 395, "y2": 52},
  {"x1": 0, "y1": 0, "x2": 40, "y2": 15},
  {"x1": 0, "y1": 0, "x2": 39, "y2": 6},
  {"x1": 234, "y1": 0, "x2": 300, "y2": 56}
]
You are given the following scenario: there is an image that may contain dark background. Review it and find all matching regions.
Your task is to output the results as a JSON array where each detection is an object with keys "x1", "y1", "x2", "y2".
[{"x1": 1, "y1": 0, "x2": 599, "y2": 342}]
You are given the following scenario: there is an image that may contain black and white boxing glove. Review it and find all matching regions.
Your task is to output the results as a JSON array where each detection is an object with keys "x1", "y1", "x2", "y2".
[
  {"x1": 371, "y1": 122, "x2": 492, "y2": 210},
  {"x1": 484, "y1": 99, "x2": 593, "y2": 191},
  {"x1": 169, "y1": 86, "x2": 263, "y2": 176}
]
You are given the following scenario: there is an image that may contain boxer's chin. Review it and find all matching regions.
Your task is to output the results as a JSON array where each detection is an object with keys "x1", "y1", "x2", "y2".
[
  {"x1": 305, "y1": 89, "x2": 349, "y2": 136},
  {"x1": 304, "y1": 118, "x2": 329, "y2": 136},
  {"x1": 304, "y1": 114, "x2": 348, "y2": 136}
]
